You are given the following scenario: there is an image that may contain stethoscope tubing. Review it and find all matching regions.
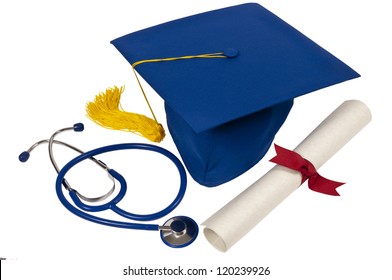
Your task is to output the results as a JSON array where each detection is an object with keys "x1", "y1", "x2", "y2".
[{"x1": 55, "y1": 143, "x2": 187, "y2": 232}]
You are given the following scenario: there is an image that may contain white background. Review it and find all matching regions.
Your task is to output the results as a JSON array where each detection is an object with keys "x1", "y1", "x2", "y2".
[{"x1": 1, "y1": 0, "x2": 391, "y2": 279}]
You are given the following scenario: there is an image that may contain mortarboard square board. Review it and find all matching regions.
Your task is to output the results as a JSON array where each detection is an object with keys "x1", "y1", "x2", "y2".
[{"x1": 110, "y1": 3, "x2": 360, "y2": 187}]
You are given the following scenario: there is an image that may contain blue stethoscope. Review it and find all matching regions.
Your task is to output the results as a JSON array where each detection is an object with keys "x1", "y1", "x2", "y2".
[{"x1": 19, "y1": 123, "x2": 198, "y2": 248}]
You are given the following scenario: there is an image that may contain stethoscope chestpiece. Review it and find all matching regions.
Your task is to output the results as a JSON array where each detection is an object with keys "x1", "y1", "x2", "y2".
[{"x1": 159, "y1": 216, "x2": 199, "y2": 248}]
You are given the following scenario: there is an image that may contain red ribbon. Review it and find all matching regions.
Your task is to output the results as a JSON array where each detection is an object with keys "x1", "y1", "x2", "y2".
[{"x1": 269, "y1": 144, "x2": 344, "y2": 196}]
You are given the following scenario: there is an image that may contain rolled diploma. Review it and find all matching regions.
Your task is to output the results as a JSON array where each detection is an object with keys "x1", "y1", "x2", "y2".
[{"x1": 202, "y1": 100, "x2": 372, "y2": 252}]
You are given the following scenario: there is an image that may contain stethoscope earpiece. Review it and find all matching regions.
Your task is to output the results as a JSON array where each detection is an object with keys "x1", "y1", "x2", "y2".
[
  {"x1": 19, "y1": 151, "x2": 30, "y2": 162},
  {"x1": 73, "y1": 123, "x2": 84, "y2": 132}
]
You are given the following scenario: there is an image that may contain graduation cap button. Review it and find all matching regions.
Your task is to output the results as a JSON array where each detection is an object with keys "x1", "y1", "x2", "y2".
[{"x1": 223, "y1": 48, "x2": 239, "y2": 58}]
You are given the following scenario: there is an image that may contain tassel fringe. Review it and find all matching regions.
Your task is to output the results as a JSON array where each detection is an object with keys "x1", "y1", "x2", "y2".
[{"x1": 86, "y1": 86, "x2": 165, "y2": 143}]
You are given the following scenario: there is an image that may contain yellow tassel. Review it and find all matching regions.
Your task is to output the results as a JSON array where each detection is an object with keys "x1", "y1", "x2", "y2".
[
  {"x1": 86, "y1": 86, "x2": 165, "y2": 143},
  {"x1": 86, "y1": 52, "x2": 228, "y2": 143}
]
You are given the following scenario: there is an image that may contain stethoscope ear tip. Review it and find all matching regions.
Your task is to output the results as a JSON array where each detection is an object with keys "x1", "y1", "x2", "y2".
[
  {"x1": 73, "y1": 123, "x2": 84, "y2": 132},
  {"x1": 19, "y1": 151, "x2": 30, "y2": 162}
]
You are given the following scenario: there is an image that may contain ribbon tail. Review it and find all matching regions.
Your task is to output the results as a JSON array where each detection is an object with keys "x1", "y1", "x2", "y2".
[{"x1": 308, "y1": 175, "x2": 345, "y2": 196}]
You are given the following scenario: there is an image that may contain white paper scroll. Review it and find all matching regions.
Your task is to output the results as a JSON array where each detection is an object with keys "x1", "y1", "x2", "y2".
[{"x1": 202, "y1": 100, "x2": 372, "y2": 252}]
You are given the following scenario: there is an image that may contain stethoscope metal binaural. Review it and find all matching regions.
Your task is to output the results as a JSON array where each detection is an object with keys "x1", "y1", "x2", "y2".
[{"x1": 19, "y1": 123, "x2": 198, "y2": 248}]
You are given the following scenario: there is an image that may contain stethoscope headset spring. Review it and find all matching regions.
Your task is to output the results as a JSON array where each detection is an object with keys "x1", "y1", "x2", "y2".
[{"x1": 19, "y1": 123, "x2": 198, "y2": 248}]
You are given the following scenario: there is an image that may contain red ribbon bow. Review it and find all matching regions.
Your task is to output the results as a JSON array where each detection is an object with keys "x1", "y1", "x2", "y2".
[{"x1": 269, "y1": 144, "x2": 344, "y2": 196}]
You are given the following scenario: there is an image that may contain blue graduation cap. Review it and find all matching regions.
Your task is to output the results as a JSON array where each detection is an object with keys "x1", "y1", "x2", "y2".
[{"x1": 108, "y1": 3, "x2": 359, "y2": 187}]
